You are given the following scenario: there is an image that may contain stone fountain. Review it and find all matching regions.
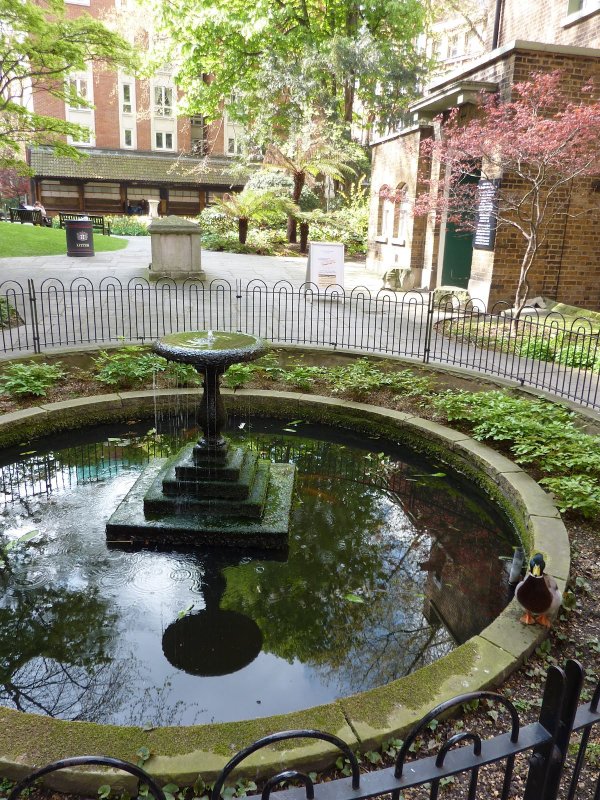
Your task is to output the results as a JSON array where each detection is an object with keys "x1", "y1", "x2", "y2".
[{"x1": 106, "y1": 330, "x2": 295, "y2": 548}]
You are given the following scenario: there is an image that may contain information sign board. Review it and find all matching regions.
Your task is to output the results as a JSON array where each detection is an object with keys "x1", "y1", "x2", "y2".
[{"x1": 306, "y1": 242, "x2": 345, "y2": 289}]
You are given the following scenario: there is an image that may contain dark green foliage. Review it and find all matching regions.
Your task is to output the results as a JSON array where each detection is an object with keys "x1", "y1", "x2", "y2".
[
  {"x1": 328, "y1": 359, "x2": 431, "y2": 400},
  {"x1": 0, "y1": 361, "x2": 65, "y2": 397},
  {"x1": 432, "y1": 390, "x2": 600, "y2": 517},
  {"x1": 93, "y1": 347, "x2": 201, "y2": 389}
]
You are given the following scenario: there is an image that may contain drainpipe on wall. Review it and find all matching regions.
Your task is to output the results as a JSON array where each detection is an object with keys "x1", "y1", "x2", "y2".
[{"x1": 492, "y1": 0, "x2": 503, "y2": 49}]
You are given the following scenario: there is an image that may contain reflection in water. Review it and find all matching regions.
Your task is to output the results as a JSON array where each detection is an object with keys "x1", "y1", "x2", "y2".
[{"x1": 0, "y1": 419, "x2": 519, "y2": 724}]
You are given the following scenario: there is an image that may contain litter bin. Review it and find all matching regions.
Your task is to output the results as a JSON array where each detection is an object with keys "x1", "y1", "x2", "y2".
[{"x1": 65, "y1": 218, "x2": 94, "y2": 257}]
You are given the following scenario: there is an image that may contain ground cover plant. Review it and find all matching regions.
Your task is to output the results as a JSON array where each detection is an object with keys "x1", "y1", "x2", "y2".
[
  {"x1": 0, "y1": 224, "x2": 128, "y2": 257},
  {"x1": 439, "y1": 316, "x2": 600, "y2": 373},
  {"x1": 0, "y1": 352, "x2": 598, "y2": 800}
]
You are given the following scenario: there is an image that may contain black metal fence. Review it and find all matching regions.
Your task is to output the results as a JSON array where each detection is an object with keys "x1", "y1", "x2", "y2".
[
  {"x1": 5, "y1": 660, "x2": 600, "y2": 800},
  {"x1": 1, "y1": 278, "x2": 599, "y2": 409}
]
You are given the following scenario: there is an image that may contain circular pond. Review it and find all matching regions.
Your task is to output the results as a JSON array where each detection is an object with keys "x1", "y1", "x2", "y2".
[{"x1": 0, "y1": 416, "x2": 519, "y2": 726}]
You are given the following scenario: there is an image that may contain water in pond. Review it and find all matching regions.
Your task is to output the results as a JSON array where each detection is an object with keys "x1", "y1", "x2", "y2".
[{"x1": 0, "y1": 418, "x2": 519, "y2": 725}]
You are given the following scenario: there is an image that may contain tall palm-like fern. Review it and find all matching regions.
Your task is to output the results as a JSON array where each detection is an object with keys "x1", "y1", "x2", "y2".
[
  {"x1": 263, "y1": 124, "x2": 360, "y2": 242},
  {"x1": 213, "y1": 189, "x2": 298, "y2": 244}
]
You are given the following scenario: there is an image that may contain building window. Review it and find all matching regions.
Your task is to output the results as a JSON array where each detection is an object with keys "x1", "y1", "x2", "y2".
[
  {"x1": 124, "y1": 129, "x2": 132, "y2": 147},
  {"x1": 155, "y1": 131, "x2": 173, "y2": 150},
  {"x1": 68, "y1": 77, "x2": 89, "y2": 109},
  {"x1": 122, "y1": 84, "x2": 132, "y2": 114},
  {"x1": 154, "y1": 86, "x2": 173, "y2": 116},
  {"x1": 228, "y1": 136, "x2": 243, "y2": 155},
  {"x1": 392, "y1": 184, "x2": 408, "y2": 243},
  {"x1": 447, "y1": 33, "x2": 460, "y2": 59}
]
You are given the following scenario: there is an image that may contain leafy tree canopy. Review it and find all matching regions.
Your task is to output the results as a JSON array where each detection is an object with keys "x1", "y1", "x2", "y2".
[
  {"x1": 150, "y1": 0, "x2": 429, "y2": 142},
  {"x1": 0, "y1": 0, "x2": 134, "y2": 170}
]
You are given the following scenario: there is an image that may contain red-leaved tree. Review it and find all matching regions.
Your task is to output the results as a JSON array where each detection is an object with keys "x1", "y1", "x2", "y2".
[{"x1": 414, "y1": 71, "x2": 600, "y2": 318}]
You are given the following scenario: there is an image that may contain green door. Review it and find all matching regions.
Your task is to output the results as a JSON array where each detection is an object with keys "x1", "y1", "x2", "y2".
[
  {"x1": 441, "y1": 171, "x2": 478, "y2": 288},
  {"x1": 441, "y1": 222, "x2": 474, "y2": 288}
]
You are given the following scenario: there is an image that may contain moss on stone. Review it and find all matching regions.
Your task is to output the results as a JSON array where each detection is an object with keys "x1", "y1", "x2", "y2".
[{"x1": 340, "y1": 641, "x2": 479, "y2": 729}]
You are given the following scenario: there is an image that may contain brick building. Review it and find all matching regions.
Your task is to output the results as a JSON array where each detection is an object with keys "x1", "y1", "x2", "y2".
[
  {"x1": 26, "y1": 0, "x2": 246, "y2": 215},
  {"x1": 368, "y1": 0, "x2": 600, "y2": 310}
]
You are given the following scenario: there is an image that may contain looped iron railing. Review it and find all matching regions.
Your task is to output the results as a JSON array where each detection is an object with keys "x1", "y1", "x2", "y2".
[
  {"x1": 0, "y1": 662, "x2": 598, "y2": 800},
  {"x1": 211, "y1": 730, "x2": 361, "y2": 800},
  {"x1": 6, "y1": 755, "x2": 167, "y2": 800},
  {"x1": 261, "y1": 771, "x2": 315, "y2": 800},
  {"x1": 394, "y1": 690, "x2": 520, "y2": 778},
  {"x1": 1, "y1": 280, "x2": 599, "y2": 409}
]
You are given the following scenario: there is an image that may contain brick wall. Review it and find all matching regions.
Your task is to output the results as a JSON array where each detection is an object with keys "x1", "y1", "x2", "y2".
[
  {"x1": 93, "y1": 67, "x2": 119, "y2": 149},
  {"x1": 487, "y1": 49, "x2": 600, "y2": 309},
  {"x1": 495, "y1": 0, "x2": 599, "y2": 50}
]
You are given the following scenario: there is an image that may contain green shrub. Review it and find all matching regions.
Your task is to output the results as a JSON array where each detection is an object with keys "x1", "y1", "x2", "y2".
[
  {"x1": 281, "y1": 365, "x2": 325, "y2": 391},
  {"x1": 163, "y1": 362, "x2": 203, "y2": 386},
  {"x1": 0, "y1": 297, "x2": 20, "y2": 328},
  {"x1": 540, "y1": 475, "x2": 600, "y2": 518},
  {"x1": 199, "y1": 206, "x2": 237, "y2": 235},
  {"x1": 432, "y1": 389, "x2": 600, "y2": 517},
  {"x1": 106, "y1": 216, "x2": 150, "y2": 236},
  {"x1": 223, "y1": 362, "x2": 258, "y2": 389},
  {"x1": 0, "y1": 361, "x2": 65, "y2": 397},
  {"x1": 516, "y1": 337, "x2": 556, "y2": 362},
  {"x1": 327, "y1": 359, "x2": 430, "y2": 399},
  {"x1": 93, "y1": 346, "x2": 165, "y2": 388}
]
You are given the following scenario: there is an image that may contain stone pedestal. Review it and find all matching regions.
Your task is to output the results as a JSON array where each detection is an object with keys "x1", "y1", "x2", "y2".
[
  {"x1": 147, "y1": 198, "x2": 160, "y2": 218},
  {"x1": 148, "y1": 215, "x2": 205, "y2": 280}
]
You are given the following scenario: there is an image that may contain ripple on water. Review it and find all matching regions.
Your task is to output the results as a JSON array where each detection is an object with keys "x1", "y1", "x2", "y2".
[{"x1": 11, "y1": 565, "x2": 53, "y2": 590}]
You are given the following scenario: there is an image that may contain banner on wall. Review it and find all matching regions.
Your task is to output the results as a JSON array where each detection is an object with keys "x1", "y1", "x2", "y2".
[{"x1": 305, "y1": 242, "x2": 345, "y2": 289}]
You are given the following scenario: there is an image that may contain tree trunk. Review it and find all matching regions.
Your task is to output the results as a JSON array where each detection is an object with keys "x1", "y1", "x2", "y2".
[
  {"x1": 287, "y1": 215, "x2": 297, "y2": 244},
  {"x1": 299, "y1": 222, "x2": 309, "y2": 254},
  {"x1": 239, "y1": 218, "x2": 248, "y2": 244},
  {"x1": 510, "y1": 234, "x2": 537, "y2": 333},
  {"x1": 288, "y1": 172, "x2": 306, "y2": 243}
]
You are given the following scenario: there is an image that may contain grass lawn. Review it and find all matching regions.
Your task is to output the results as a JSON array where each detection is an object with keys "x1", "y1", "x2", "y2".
[{"x1": 0, "y1": 222, "x2": 128, "y2": 257}]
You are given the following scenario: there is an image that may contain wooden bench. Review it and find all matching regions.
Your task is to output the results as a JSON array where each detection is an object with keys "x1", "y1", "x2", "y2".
[
  {"x1": 9, "y1": 208, "x2": 44, "y2": 226},
  {"x1": 58, "y1": 212, "x2": 111, "y2": 236}
]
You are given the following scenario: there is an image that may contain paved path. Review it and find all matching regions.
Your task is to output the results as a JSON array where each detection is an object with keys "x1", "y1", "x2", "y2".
[
  {"x1": 1, "y1": 237, "x2": 599, "y2": 412},
  {"x1": 0, "y1": 236, "x2": 384, "y2": 292}
]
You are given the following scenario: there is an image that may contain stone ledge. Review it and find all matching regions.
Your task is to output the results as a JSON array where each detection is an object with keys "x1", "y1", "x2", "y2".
[{"x1": 0, "y1": 390, "x2": 569, "y2": 792}]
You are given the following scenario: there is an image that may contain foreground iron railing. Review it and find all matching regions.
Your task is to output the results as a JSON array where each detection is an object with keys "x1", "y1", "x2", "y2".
[
  {"x1": 5, "y1": 660, "x2": 600, "y2": 800},
  {"x1": 1, "y1": 278, "x2": 599, "y2": 409}
]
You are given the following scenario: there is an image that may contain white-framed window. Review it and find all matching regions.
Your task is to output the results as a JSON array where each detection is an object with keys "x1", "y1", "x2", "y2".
[
  {"x1": 447, "y1": 33, "x2": 461, "y2": 59},
  {"x1": 68, "y1": 76, "x2": 89, "y2": 110},
  {"x1": 66, "y1": 71, "x2": 94, "y2": 146},
  {"x1": 154, "y1": 85, "x2": 173, "y2": 117},
  {"x1": 567, "y1": 0, "x2": 598, "y2": 11},
  {"x1": 224, "y1": 108, "x2": 244, "y2": 157},
  {"x1": 124, "y1": 129, "x2": 133, "y2": 147},
  {"x1": 155, "y1": 131, "x2": 173, "y2": 150},
  {"x1": 122, "y1": 84, "x2": 132, "y2": 114}
]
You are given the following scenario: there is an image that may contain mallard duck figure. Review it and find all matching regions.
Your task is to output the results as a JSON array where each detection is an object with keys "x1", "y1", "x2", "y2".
[{"x1": 515, "y1": 553, "x2": 562, "y2": 628}]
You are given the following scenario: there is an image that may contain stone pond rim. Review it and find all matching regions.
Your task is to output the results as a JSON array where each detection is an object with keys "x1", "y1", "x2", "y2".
[{"x1": 0, "y1": 388, "x2": 570, "y2": 793}]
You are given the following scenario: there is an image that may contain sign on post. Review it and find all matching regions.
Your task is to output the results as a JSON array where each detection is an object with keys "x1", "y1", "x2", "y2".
[
  {"x1": 305, "y1": 242, "x2": 345, "y2": 289},
  {"x1": 473, "y1": 178, "x2": 501, "y2": 251}
]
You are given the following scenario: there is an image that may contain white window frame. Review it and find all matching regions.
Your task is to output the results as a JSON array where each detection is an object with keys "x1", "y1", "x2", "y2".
[
  {"x1": 67, "y1": 76, "x2": 90, "y2": 111},
  {"x1": 66, "y1": 71, "x2": 94, "y2": 147},
  {"x1": 122, "y1": 83, "x2": 132, "y2": 114},
  {"x1": 154, "y1": 85, "x2": 173, "y2": 117},
  {"x1": 124, "y1": 129, "x2": 133, "y2": 147},
  {"x1": 155, "y1": 131, "x2": 173, "y2": 150}
]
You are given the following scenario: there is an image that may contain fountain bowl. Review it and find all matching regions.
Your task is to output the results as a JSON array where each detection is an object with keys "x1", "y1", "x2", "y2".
[{"x1": 154, "y1": 331, "x2": 265, "y2": 370}]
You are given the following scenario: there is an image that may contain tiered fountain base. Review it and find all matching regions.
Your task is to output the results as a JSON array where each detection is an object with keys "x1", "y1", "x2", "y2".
[
  {"x1": 106, "y1": 444, "x2": 295, "y2": 548},
  {"x1": 106, "y1": 330, "x2": 295, "y2": 549}
]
